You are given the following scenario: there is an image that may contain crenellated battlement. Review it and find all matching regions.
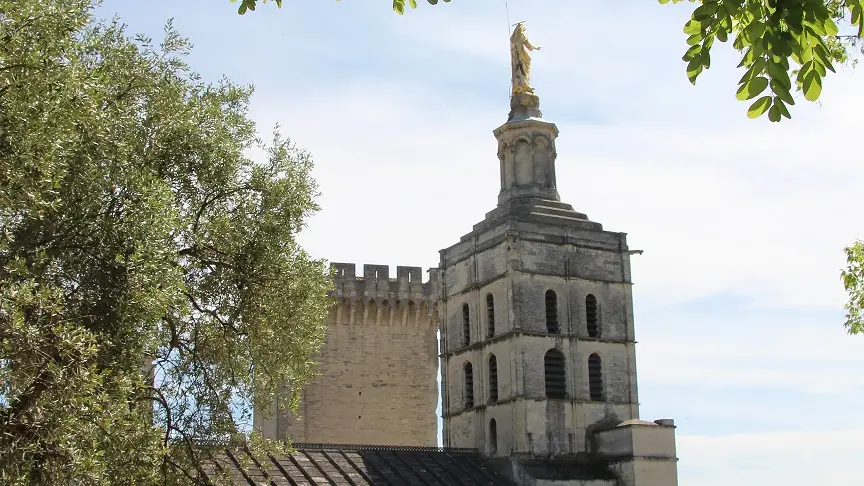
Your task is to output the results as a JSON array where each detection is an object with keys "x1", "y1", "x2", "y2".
[
  {"x1": 327, "y1": 263, "x2": 440, "y2": 328},
  {"x1": 330, "y1": 263, "x2": 438, "y2": 299}
]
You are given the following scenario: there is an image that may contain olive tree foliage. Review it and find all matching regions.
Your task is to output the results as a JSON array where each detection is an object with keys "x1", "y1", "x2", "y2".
[{"x1": 0, "y1": 0, "x2": 332, "y2": 484}]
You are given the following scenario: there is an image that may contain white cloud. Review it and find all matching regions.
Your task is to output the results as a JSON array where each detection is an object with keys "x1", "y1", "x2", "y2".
[
  {"x1": 679, "y1": 427, "x2": 864, "y2": 486},
  {"x1": 635, "y1": 304, "x2": 864, "y2": 392}
]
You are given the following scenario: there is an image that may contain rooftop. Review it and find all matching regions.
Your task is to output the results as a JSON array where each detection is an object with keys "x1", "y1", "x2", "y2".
[{"x1": 208, "y1": 443, "x2": 514, "y2": 485}]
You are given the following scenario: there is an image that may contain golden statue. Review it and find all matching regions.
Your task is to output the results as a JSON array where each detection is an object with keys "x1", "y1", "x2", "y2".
[{"x1": 510, "y1": 22, "x2": 541, "y2": 97}]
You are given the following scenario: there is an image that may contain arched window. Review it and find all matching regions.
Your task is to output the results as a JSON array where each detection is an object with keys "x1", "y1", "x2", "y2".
[
  {"x1": 339, "y1": 298, "x2": 349, "y2": 322},
  {"x1": 464, "y1": 362, "x2": 474, "y2": 408},
  {"x1": 354, "y1": 299, "x2": 364, "y2": 325},
  {"x1": 381, "y1": 299, "x2": 390, "y2": 325},
  {"x1": 486, "y1": 293, "x2": 495, "y2": 338},
  {"x1": 588, "y1": 353, "x2": 603, "y2": 401},
  {"x1": 488, "y1": 354, "x2": 498, "y2": 403},
  {"x1": 367, "y1": 299, "x2": 378, "y2": 323},
  {"x1": 545, "y1": 290, "x2": 559, "y2": 333},
  {"x1": 407, "y1": 300, "x2": 416, "y2": 324},
  {"x1": 462, "y1": 303, "x2": 470, "y2": 345},
  {"x1": 489, "y1": 418, "x2": 498, "y2": 455},
  {"x1": 544, "y1": 349, "x2": 566, "y2": 399},
  {"x1": 586, "y1": 294, "x2": 598, "y2": 337}
]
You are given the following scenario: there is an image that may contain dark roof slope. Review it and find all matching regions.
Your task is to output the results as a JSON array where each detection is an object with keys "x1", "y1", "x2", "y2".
[{"x1": 209, "y1": 443, "x2": 515, "y2": 485}]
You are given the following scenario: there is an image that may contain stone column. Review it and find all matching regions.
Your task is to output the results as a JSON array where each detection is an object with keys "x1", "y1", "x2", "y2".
[{"x1": 494, "y1": 93, "x2": 561, "y2": 204}]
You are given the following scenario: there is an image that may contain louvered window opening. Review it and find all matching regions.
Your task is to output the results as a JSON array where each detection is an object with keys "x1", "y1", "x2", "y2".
[
  {"x1": 588, "y1": 353, "x2": 603, "y2": 401},
  {"x1": 586, "y1": 294, "x2": 599, "y2": 337},
  {"x1": 464, "y1": 363, "x2": 474, "y2": 408},
  {"x1": 486, "y1": 293, "x2": 495, "y2": 338},
  {"x1": 462, "y1": 303, "x2": 470, "y2": 346},
  {"x1": 488, "y1": 354, "x2": 498, "y2": 403},
  {"x1": 545, "y1": 290, "x2": 559, "y2": 333},
  {"x1": 544, "y1": 349, "x2": 566, "y2": 399}
]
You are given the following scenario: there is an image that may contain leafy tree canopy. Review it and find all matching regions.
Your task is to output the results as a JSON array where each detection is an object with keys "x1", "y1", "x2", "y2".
[
  {"x1": 233, "y1": 0, "x2": 862, "y2": 123},
  {"x1": 0, "y1": 0, "x2": 332, "y2": 483},
  {"x1": 842, "y1": 242, "x2": 864, "y2": 335},
  {"x1": 661, "y1": 0, "x2": 862, "y2": 122}
]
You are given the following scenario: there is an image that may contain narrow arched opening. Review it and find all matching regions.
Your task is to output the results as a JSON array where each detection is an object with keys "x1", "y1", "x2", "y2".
[
  {"x1": 588, "y1": 353, "x2": 603, "y2": 401},
  {"x1": 544, "y1": 349, "x2": 566, "y2": 399},
  {"x1": 464, "y1": 362, "x2": 474, "y2": 408},
  {"x1": 486, "y1": 293, "x2": 495, "y2": 338},
  {"x1": 462, "y1": 303, "x2": 470, "y2": 345},
  {"x1": 488, "y1": 354, "x2": 498, "y2": 403},
  {"x1": 586, "y1": 294, "x2": 599, "y2": 337},
  {"x1": 489, "y1": 418, "x2": 498, "y2": 455},
  {"x1": 545, "y1": 290, "x2": 559, "y2": 333}
]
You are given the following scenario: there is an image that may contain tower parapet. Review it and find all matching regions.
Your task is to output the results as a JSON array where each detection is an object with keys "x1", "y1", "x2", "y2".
[
  {"x1": 330, "y1": 263, "x2": 438, "y2": 300},
  {"x1": 328, "y1": 263, "x2": 440, "y2": 328}
]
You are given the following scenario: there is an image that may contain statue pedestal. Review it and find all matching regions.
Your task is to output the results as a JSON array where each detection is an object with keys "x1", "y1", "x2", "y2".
[
  {"x1": 493, "y1": 114, "x2": 560, "y2": 204},
  {"x1": 508, "y1": 92, "x2": 543, "y2": 121}
]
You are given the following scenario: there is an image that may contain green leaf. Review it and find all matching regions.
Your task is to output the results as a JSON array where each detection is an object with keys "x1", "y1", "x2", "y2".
[
  {"x1": 799, "y1": 44, "x2": 814, "y2": 64},
  {"x1": 408, "y1": 0, "x2": 418, "y2": 8},
  {"x1": 767, "y1": 104, "x2": 781, "y2": 122},
  {"x1": 738, "y1": 57, "x2": 767, "y2": 84},
  {"x1": 766, "y1": 61, "x2": 791, "y2": 89},
  {"x1": 770, "y1": 80, "x2": 795, "y2": 105},
  {"x1": 393, "y1": 0, "x2": 405, "y2": 14},
  {"x1": 733, "y1": 32, "x2": 745, "y2": 50},
  {"x1": 813, "y1": 44, "x2": 837, "y2": 73},
  {"x1": 736, "y1": 76, "x2": 769, "y2": 101},
  {"x1": 716, "y1": 27, "x2": 728, "y2": 42},
  {"x1": 684, "y1": 19, "x2": 703, "y2": 35},
  {"x1": 803, "y1": 21, "x2": 826, "y2": 36},
  {"x1": 721, "y1": 1, "x2": 739, "y2": 17},
  {"x1": 687, "y1": 33, "x2": 702, "y2": 46},
  {"x1": 802, "y1": 71, "x2": 823, "y2": 101},
  {"x1": 747, "y1": 96, "x2": 772, "y2": 119},
  {"x1": 813, "y1": 60, "x2": 826, "y2": 77},
  {"x1": 823, "y1": 18, "x2": 839, "y2": 36},
  {"x1": 687, "y1": 59, "x2": 704, "y2": 84},
  {"x1": 747, "y1": 21, "x2": 766, "y2": 42},
  {"x1": 693, "y1": 4, "x2": 716, "y2": 20},
  {"x1": 774, "y1": 97, "x2": 791, "y2": 119},
  {"x1": 683, "y1": 44, "x2": 702, "y2": 62},
  {"x1": 738, "y1": 46, "x2": 753, "y2": 67}
]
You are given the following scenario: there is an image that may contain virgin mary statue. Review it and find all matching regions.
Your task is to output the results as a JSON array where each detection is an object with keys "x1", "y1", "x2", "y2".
[{"x1": 510, "y1": 22, "x2": 541, "y2": 96}]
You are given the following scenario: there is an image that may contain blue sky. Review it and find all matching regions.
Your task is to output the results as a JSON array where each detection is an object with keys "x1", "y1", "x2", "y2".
[{"x1": 97, "y1": 1, "x2": 864, "y2": 484}]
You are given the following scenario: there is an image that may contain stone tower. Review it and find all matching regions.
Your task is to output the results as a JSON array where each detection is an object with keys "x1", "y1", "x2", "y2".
[
  {"x1": 438, "y1": 91, "x2": 679, "y2": 484},
  {"x1": 254, "y1": 263, "x2": 440, "y2": 446}
]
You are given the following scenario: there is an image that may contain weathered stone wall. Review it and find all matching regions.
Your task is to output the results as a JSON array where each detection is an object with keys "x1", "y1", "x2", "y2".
[
  {"x1": 595, "y1": 421, "x2": 679, "y2": 486},
  {"x1": 440, "y1": 216, "x2": 642, "y2": 457},
  {"x1": 254, "y1": 263, "x2": 440, "y2": 446}
]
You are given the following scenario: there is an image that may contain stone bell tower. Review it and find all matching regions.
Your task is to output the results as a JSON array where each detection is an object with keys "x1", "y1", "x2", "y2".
[{"x1": 437, "y1": 23, "x2": 678, "y2": 486}]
